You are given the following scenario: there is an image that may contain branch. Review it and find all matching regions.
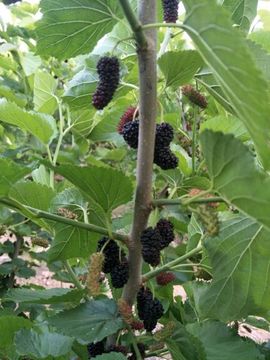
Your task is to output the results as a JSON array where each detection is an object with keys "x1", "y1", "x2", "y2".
[
  {"x1": 142, "y1": 245, "x2": 203, "y2": 282},
  {"x1": 118, "y1": 0, "x2": 147, "y2": 48},
  {"x1": 0, "y1": 199, "x2": 129, "y2": 244},
  {"x1": 122, "y1": 0, "x2": 157, "y2": 305},
  {"x1": 28, "y1": 207, "x2": 129, "y2": 244},
  {"x1": 152, "y1": 197, "x2": 225, "y2": 207}
]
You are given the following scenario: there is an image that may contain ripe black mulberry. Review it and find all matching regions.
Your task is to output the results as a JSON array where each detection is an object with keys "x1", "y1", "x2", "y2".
[
  {"x1": 117, "y1": 107, "x2": 138, "y2": 134},
  {"x1": 137, "y1": 287, "x2": 164, "y2": 332},
  {"x1": 156, "y1": 219, "x2": 174, "y2": 249},
  {"x1": 162, "y1": 0, "x2": 179, "y2": 23},
  {"x1": 122, "y1": 120, "x2": 139, "y2": 149},
  {"x1": 97, "y1": 237, "x2": 120, "y2": 274},
  {"x1": 154, "y1": 147, "x2": 178, "y2": 170},
  {"x1": 87, "y1": 340, "x2": 105, "y2": 358},
  {"x1": 92, "y1": 56, "x2": 120, "y2": 110},
  {"x1": 155, "y1": 123, "x2": 174, "y2": 147},
  {"x1": 140, "y1": 227, "x2": 162, "y2": 266},
  {"x1": 110, "y1": 260, "x2": 129, "y2": 288}
]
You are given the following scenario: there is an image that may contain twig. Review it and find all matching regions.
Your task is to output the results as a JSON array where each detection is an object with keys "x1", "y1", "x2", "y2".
[
  {"x1": 142, "y1": 245, "x2": 203, "y2": 282},
  {"x1": 118, "y1": 0, "x2": 147, "y2": 48}
]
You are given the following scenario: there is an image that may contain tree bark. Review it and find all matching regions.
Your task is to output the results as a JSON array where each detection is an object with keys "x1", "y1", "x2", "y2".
[{"x1": 122, "y1": 0, "x2": 157, "y2": 305}]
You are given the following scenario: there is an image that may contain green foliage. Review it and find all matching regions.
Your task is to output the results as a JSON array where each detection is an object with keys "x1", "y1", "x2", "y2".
[
  {"x1": 159, "y1": 50, "x2": 202, "y2": 88},
  {"x1": 36, "y1": 0, "x2": 123, "y2": 59},
  {"x1": 0, "y1": 0, "x2": 270, "y2": 359},
  {"x1": 15, "y1": 329, "x2": 73, "y2": 359},
  {"x1": 0, "y1": 100, "x2": 57, "y2": 144},
  {"x1": 48, "y1": 299, "x2": 124, "y2": 343},
  {"x1": 198, "y1": 217, "x2": 270, "y2": 321},
  {"x1": 182, "y1": 0, "x2": 270, "y2": 170},
  {"x1": 200, "y1": 130, "x2": 270, "y2": 230},
  {"x1": 187, "y1": 320, "x2": 264, "y2": 360},
  {"x1": 3, "y1": 288, "x2": 85, "y2": 304}
]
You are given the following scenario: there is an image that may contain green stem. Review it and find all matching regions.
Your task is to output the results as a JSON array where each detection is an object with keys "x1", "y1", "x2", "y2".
[
  {"x1": 152, "y1": 197, "x2": 225, "y2": 207},
  {"x1": 142, "y1": 22, "x2": 183, "y2": 30},
  {"x1": 52, "y1": 100, "x2": 65, "y2": 166},
  {"x1": 28, "y1": 207, "x2": 129, "y2": 243},
  {"x1": 142, "y1": 245, "x2": 203, "y2": 281},
  {"x1": 192, "y1": 105, "x2": 198, "y2": 175},
  {"x1": 64, "y1": 260, "x2": 84, "y2": 290},
  {"x1": 128, "y1": 326, "x2": 143, "y2": 360},
  {"x1": 118, "y1": 0, "x2": 147, "y2": 48},
  {"x1": 0, "y1": 199, "x2": 128, "y2": 244},
  {"x1": 158, "y1": 27, "x2": 171, "y2": 57}
]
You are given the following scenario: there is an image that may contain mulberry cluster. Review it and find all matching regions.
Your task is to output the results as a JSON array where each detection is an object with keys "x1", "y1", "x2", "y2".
[
  {"x1": 156, "y1": 219, "x2": 175, "y2": 249},
  {"x1": 140, "y1": 219, "x2": 174, "y2": 267},
  {"x1": 117, "y1": 107, "x2": 138, "y2": 134},
  {"x1": 156, "y1": 271, "x2": 176, "y2": 286},
  {"x1": 97, "y1": 237, "x2": 129, "y2": 288},
  {"x1": 182, "y1": 84, "x2": 208, "y2": 109},
  {"x1": 122, "y1": 120, "x2": 139, "y2": 149},
  {"x1": 154, "y1": 123, "x2": 178, "y2": 170},
  {"x1": 141, "y1": 227, "x2": 162, "y2": 267},
  {"x1": 121, "y1": 119, "x2": 178, "y2": 170},
  {"x1": 162, "y1": 0, "x2": 179, "y2": 23},
  {"x1": 92, "y1": 56, "x2": 120, "y2": 110},
  {"x1": 137, "y1": 287, "x2": 164, "y2": 332}
]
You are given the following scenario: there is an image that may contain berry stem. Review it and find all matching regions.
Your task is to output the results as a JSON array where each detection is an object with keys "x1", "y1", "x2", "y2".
[
  {"x1": 118, "y1": 0, "x2": 147, "y2": 48},
  {"x1": 192, "y1": 104, "x2": 198, "y2": 174},
  {"x1": 152, "y1": 196, "x2": 225, "y2": 207},
  {"x1": 122, "y1": 0, "x2": 158, "y2": 305},
  {"x1": 142, "y1": 245, "x2": 203, "y2": 282},
  {"x1": 64, "y1": 260, "x2": 84, "y2": 290}
]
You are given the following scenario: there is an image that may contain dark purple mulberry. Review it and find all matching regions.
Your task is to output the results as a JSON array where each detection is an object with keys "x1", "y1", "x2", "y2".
[
  {"x1": 87, "y1": 340, "x2": 105, "y2": 358},
  {"x1": 155, "y1": 123, "x2": 174, "y2": 147},
  {"x1": 156, "y1": 219, "x2": 175, "y2": 249},
  {"x1": 122, "y1": 120, "x2": 139, "y2": 149},
  {"x1": 140, "y1": 227, "x2": 162, "y2": 266},
  {"x1": 97, "y1": 237, "x2": 120, "y2": 274},
  {"x1": 117, "y1": 107, "x2": 138, "y2": 134},
  {"x1": 154, "y1": 147, "x2": 178, "y2": 170},
  {"x1": 136, "y1": 287, "x2": 164, "y2": 332},
  {"x1": 92, "y1": 56, "x2": 120, "y2": 110},
  {"x1": 162, "y1": 0, "x2": 179, "y2": 23},
  {"x1": 110, "y1": 260, "x2": 129, "y2": 288}
]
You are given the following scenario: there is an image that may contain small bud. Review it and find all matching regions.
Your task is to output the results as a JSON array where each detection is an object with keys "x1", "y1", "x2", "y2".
[
  {"x1": 131, "y1": 320, "x2": 144, "y2": 331},
  {"x1": 149, "y1": 342, "x2": 165, "y2": 351},
  {"x1": 0, "y1": 225, "x2": 7, "y2": 236},
  {"x1": 86, "y1": 253, "x2": 104, "y2": 296},
  {"x1": 197, "y1": 205, "x2": 219, "y2": 236},
  {"x1": 57, "y1": 207, "x2": 78, "y2": 220},
  {"x1": 118, "y1": 298, "x2": 133, "y2": 325},
  {"x1": 154, "y1": 321, "x2": 176, "y2": 341},
  {"x1": 182, "y1": 84, "x2": 208, "y2": 109},
  {"x1": 31, "y1": 237, "x2": 49, "y2": 248}
]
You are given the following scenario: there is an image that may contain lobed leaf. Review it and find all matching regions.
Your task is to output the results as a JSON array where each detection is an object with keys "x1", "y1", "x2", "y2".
[{"x1": 182, "y1": 0, "x2": 270, "y2": 169}]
